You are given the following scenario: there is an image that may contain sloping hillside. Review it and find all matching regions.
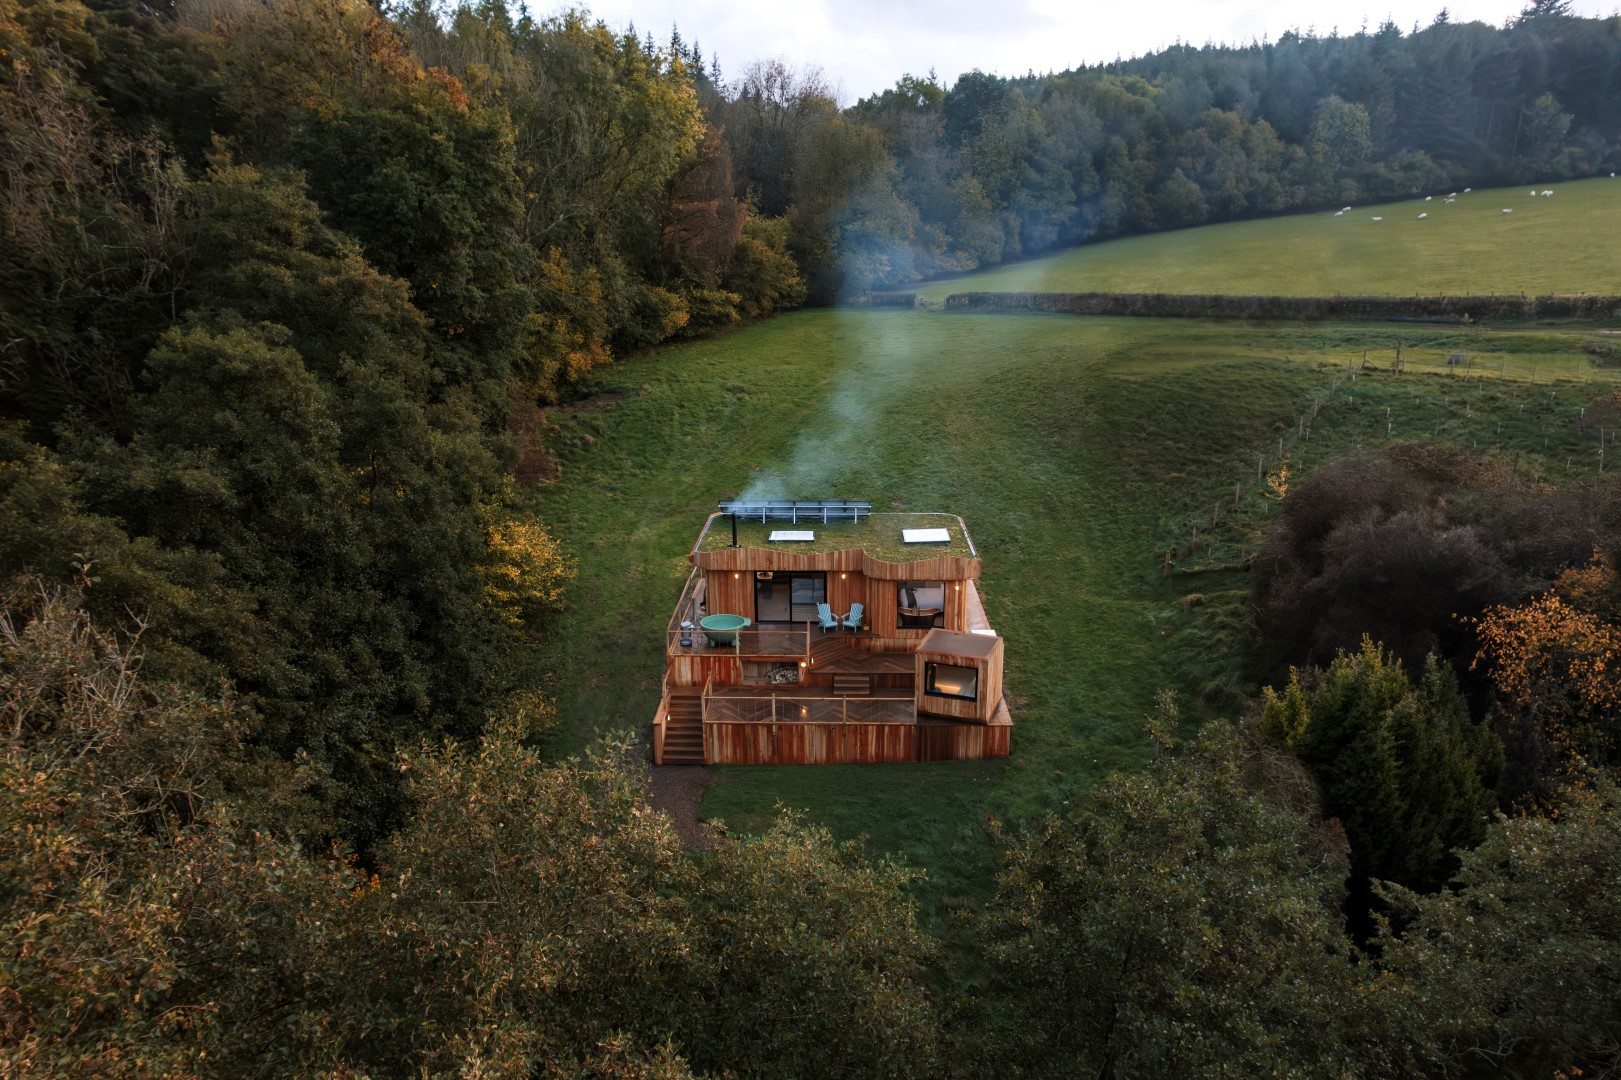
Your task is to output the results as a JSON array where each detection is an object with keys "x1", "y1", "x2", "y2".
[{"x1": 915, "y1": 178, "x2": 1621, "y2": 302}]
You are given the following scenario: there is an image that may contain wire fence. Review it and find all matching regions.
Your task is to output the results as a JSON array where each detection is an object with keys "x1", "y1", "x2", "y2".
[{"x1": 1163, "y1": 348, "x2": 1621, "y2": 577}]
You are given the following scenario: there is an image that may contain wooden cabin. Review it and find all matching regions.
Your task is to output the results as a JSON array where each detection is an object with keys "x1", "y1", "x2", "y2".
[{"x1": 653, "y1": 501, "x2": 1012, "y2": 766}]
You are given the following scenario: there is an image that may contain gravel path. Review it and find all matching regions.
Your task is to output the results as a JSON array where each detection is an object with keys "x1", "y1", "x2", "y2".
[{"x1": 648, "y1": 765, "x2": 721, "y2": 850}]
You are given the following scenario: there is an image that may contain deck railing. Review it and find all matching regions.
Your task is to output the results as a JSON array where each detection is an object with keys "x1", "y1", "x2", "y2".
[
  {"x1": 652, "y1": 668, "x2": 670, "y2": 761},
  {"x1": 666, "y1": 622, "x2": 816, "y2": 658},
  {"x1": 702, "y1": 692, "x2": 914, "y2": 726},
  {"x1": 665, "y1": 567, "x2": 704, "y2": 637}
]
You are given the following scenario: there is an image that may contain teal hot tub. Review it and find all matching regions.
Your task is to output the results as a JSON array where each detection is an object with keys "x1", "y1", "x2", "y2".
[{"x1": 699, "y1": 613, "x2": 751, "y2": 647}]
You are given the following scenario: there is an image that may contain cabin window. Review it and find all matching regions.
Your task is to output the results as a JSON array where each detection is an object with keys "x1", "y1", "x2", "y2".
[
  {"x1": 897, "y1": 581, "x2": 946, "y2": 629},
  {"x1": 924, "y1": 662, "x2": 978, "y2": 701}
]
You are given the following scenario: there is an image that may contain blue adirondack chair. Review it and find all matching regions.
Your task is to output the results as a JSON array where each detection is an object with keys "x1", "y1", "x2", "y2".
[
  {"x1": 841, "y1": 602, "x2": 865, "y2": 632},
  {"x1": 816, "y1": 602, "x2": 839, "y2": 632}
]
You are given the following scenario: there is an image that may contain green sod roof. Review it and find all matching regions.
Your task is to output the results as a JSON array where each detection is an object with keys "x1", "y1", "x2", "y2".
[{"x1": 695, "y1": 512, "x2": 976, "y2": 561}]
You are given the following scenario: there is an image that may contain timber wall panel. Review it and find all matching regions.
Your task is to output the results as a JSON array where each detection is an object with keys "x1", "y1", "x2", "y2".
[
  {"x1": 917, "y1": 720, "x2": 1011, "y2": 761},
  {"x1": 827, "y1": 572, "x2": 863, "y2": 620},
  {"x1": 694, "y1": 563, "x2": 977, "y2": 629},
  {"x1": 670, "y1": 654, "x2": 741, "y2": 689},
  {"x1": 705, "y1": 720, "x2": 1008, "y2": 764},
  {"x1": 694, "y1": 546, "x2": 980, "y2": 581},
  {"x1": 704, "y1": 571, "x2": 752, "y2": 620},
  {"x1": 705, "y1": 721, "x2": 921, "y2": 764}
]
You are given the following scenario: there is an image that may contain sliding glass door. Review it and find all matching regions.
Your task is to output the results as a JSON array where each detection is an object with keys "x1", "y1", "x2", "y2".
[{"x1": 753, "y1": 571, "x2": 826, "y2": 624}]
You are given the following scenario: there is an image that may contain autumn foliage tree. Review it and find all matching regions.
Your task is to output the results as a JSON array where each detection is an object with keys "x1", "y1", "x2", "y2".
[
  {"x1": 481, "y1": 516, "x2": 575, "y2": 626},
  {"x1": 1474, "y1": 550, "x2": 1621, "y2": 796}
]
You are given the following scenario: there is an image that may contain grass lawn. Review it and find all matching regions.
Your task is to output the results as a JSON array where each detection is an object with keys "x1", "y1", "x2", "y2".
[
  {"x1": 914, "y1": 177, "x2": 1621, "y2": 303},
  {"x1": 531, "y1": 308, "x2": 1619, "y2": 966}
]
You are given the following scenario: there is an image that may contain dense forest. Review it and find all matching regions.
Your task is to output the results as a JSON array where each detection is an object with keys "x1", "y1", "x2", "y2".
[{"x1": 3, "y1": 0, "x2": 1621, "y2": 1075}]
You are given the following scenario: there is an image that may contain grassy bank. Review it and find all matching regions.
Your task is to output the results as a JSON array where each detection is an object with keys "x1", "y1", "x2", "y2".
[
  {"x1": 532, "y1": 309, "x2": 1618, "y2": 949},
  {"x1": 914, "y1": 177, "x2": 1621, "y2": 303}
]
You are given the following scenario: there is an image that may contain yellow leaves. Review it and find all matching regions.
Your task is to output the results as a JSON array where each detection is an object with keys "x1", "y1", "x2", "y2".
[
  {"x1": 479, "y1": 519, "x2": 574, "y2": 626},
  {"x1": 1263, "y1": 459, "x2": 1291, "y2": 501},
  {"x1": 1476, "y1": 591, "x2": 1621, "y2": 710},
  {"x1": 1475, "y1": 552, "x2": 1621, "y2": 761},
  {"x1": 497, "y1": 690, "x2": 558, "y2": 740}
]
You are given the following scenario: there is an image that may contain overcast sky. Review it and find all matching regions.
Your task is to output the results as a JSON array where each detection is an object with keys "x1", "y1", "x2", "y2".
[{"x1": 573, "y1": 0, "x2": 1618, "y2": 102}]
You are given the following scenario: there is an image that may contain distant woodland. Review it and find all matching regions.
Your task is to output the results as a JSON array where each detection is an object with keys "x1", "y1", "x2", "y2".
[{"x1": 3, "y1": 0, "x2": 1620, "y2": 1076}]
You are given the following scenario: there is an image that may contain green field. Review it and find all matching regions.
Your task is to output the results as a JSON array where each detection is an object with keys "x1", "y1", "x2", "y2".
[
  {"x1": 532, "y1": 308, "x2": 1618, "y2": 949},
  {"x1": 914, "y1": 178, "x2": 1621, "y2": 303}
]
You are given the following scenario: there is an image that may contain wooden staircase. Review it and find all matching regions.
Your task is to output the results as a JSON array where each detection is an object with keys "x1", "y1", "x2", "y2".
[
  {"x1": 661, "y1": 688, "x2": 705, "y2": 765},
  {"x1": 832, "y1": 674, "x2": 871, "y2": 695}
]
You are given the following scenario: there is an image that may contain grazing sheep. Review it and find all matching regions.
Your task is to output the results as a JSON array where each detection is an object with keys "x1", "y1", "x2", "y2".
[
  {"x1": 1502, "y1": 208, "x2": 1513, "y2": 214},
  {"x1": 1342, "y1": 206, "x2": 1353, "y2": 212},
  {"x1": 1464, "y1": 187, "x2": 1472, "y2": 192},
  {"x1": 1444, "y1": 198, "x2": 1456, "y2": 204},
  {"x1": 1530, "y1": 190, "x2": 1538, "y2": 196},
  {"x1": 1371, "y1": 216, "x2": 1383, "y2": 221},
  {"x1": 1418, "y1": 212, "x2": 1427, "y2": 219},
  {"x1": 1542, "y1": 189, "x2": 1553, "y2": 196},
  {"x1": 1335, "y1": 210, "x2": 1344, "y2": 216},
  {"x1": 1425, "y1": 195, "x2": 1433, "y2": 201},
  {"x1": 1448, "y1": 192, "x2": 1458, "y2": 197}
]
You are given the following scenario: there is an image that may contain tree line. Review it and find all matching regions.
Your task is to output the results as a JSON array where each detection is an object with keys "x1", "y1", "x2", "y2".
[
  {"x1": 815, "y1": 0, "x2": 1621, "y2": 294},
  {"x1": 5, "y1": 571, "x2": 1617, "y2": 1076},
  {"x1": 1, "y1": 0, "x2": 811, "y2": 847}
]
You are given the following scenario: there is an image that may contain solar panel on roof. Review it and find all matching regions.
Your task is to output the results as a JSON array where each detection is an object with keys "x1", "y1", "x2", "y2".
[
  {"x1": 903, "y1": 528, "x2": 951, "y2": 544},
  {"x1": 718, "y1": 499, "x2": 870, "y2": 523}
]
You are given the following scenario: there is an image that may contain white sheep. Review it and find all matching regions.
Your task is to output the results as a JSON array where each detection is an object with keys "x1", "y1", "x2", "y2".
[
  {"x1": 1502, "y1": 208, "x2": 1513, "y2": 214},
  {"x1": 1418, "y1": 212, "x2": 1428, "y2": 219},
  {"x1": 1542, "y1": 189, "x2": 1553, "y2": 196},
  {"x1": 1448, "y1": 192, "x2": 1458, "y2": 197},
  {"x1": 1425, "y1": 195, "x2": 1433, "y2": 201},
  {"x1": 1530, "y1": 190, "x2": 1538, "y2": 196},
  {"x1": 1464, "y1": 187, "x2": 1472, "y2": 192},
  {"x1": 1371, "y1": 216, "x2": 1383, "y2": 221},
  {"x1": 1342, "y1": 206, "x2": 1353, "y2": 212},
  {"x1": 1335, "y1": 210, "x2": 1344, "y2": 216},
  {"x1": 1444, "y1": 198, "x2": 1456, "y2": 204}
]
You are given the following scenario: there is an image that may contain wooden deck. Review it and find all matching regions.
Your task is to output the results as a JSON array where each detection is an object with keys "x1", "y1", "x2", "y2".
[{"x1": 805, "y1": 633, "x2": 913, "y2": 675}]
